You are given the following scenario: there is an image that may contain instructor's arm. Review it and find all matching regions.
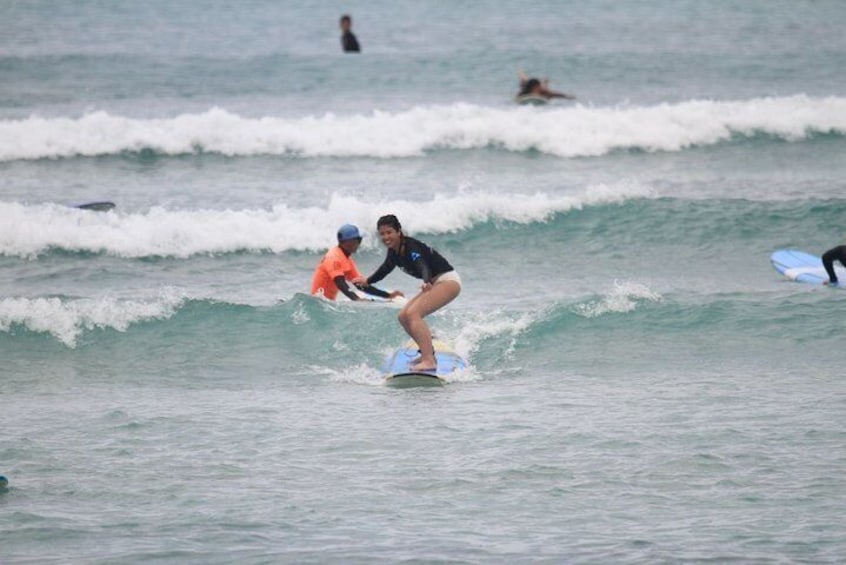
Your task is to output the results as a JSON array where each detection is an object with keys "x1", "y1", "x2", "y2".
[{"x1": 334, "y1": 276, "x2": 361, "y2": 301}]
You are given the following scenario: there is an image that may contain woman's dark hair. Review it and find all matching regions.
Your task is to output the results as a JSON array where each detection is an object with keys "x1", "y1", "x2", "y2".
[
  {"x1": 377, "y1": 214, "x2": 402, "y2": 231},
  {"x1": 519, "y1": 78, "x2": 540, "y2": 96}
]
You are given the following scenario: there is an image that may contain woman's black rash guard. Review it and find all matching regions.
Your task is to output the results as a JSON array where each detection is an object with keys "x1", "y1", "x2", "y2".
[{"x1": 367, "y1": 236, "x2": 453, "y2": 285}]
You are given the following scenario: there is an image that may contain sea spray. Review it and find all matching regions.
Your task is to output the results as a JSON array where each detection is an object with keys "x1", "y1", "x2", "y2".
[
  {"x1": 2, "y1": 96, "x2": 843, "y2": 161},
  {"x1": 0, "y1": 292, "x2": 186, "y2": 348},
  {"x1": 0, "y1": 181, "x2": 653, "y2": 258}
]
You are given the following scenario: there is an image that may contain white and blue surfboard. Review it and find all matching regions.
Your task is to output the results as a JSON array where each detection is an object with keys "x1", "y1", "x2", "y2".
[
  {"x1": 770, "y1": 249, "x2": 845, "y2": 286},
  {"x1": 515, "y1": 95, "x2": 548, "y2": 106},
  {"x1": 382, "y1": 339, "x2": 467, "y2": 388},
  {"x1": 302, "y1": 288, "x2": 406, "y2": 306},
  {"x1": 351, "y1": 289, "x2": 407, "y2": 305}
]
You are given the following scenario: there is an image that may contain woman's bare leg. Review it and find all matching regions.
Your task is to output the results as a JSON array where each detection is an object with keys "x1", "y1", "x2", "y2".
[{"x1": 398, "y1": 281, "x2": 460, "y2": 371}]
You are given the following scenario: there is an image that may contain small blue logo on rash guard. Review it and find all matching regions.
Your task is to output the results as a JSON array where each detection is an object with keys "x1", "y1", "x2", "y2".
[{"x1": 411, "y1": 252, "x2": 421, "y2": 261}]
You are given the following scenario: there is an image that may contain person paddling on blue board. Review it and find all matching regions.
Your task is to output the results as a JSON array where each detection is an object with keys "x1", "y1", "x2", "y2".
[
  {"x1": 311, "y1": 224, "x2": 403, "y2": 301},
  {"x1": 822, "y1": 245, "x2": 846, "y2": 286},
  {"x1": 366, "y1": 215, "x2": 461, "y2": 372},
  {"x1": 516, "y1": 69, "x2": 575, "y2": 103}
]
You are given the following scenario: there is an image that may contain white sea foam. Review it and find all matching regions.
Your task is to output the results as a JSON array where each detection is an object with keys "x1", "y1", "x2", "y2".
[
  {"x1": 452, "y1": 309, "x2": 537, "y2": 362},
  {"x1": 574, "y1": 280, "x2": 663, "y2": 318},
  {"x1": 327, "y1": 308, "x2": 532, "y2": 386},
  {"x1": 1, "y1": 95, "x2": 843, "y2": 161},
  {"x1": 325, "y1": 362, "x2": 480, "y2": 386},
  {"x1": 0, "y1": 182, "x2": 652, "y2": 258},
  {"x1": 0, "y1": 292, "x2": 185, "y2": 348},
  {"x1": 325, "y1": 363, "x2": 385, "y2": 387}
]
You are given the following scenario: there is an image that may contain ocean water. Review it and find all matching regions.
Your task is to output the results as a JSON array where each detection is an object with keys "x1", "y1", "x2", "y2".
[{"x1": 2, "y1": 1, "x2": 846, "y2": 562}]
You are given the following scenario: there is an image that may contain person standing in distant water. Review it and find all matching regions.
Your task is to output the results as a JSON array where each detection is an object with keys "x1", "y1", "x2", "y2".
[
  {"x1": 311, "y1": 224, "x2": 402, "y2": 301},
  {"x1": 366, "y1": 215, "x2": 461, "y2": 373},
  {"x1": 339, "y1": 14, "x2": 360, "y2": 53},
  {"x1": 822, "y1": 245, "x2": 846, "y2": 286},
  {"x1": 516, "y1": 69, "x2": 575, "y2": 101}
]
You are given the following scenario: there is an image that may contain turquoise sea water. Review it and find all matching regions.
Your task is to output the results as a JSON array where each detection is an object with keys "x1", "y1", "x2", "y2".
[{"x1": 2, "y1": 1, "x2": 846, "y2": 562}]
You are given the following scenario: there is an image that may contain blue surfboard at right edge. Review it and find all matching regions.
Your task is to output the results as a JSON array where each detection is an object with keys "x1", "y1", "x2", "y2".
[{"x1": 770, "y1": 249, "x2": 845, "y2": 286}]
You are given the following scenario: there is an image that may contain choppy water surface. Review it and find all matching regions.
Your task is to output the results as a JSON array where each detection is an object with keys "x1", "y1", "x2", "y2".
[{"x1": 2, "y1": 1, "x2": 846, "y2": 562}]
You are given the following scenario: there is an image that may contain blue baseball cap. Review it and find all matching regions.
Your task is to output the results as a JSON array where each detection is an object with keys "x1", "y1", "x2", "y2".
[{"x1": 337, "y1": 224, "x2": 363, "y2": 242}]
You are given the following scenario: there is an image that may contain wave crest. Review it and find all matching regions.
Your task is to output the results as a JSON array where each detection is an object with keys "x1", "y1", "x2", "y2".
[
  {"x1": 0, "y1": 182, "x2": 652, "y2": 258},
  {"x1": 2, "y1": 95, "x2": 844, "y2": 161},
  {"x1": 0, "y1": 292, "x2": 185, "y2": 348}
]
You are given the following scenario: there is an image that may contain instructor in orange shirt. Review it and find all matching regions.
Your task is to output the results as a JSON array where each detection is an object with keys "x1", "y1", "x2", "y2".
[{"x1": 311, "y1": 224, "x2": 404, "y2": 301}]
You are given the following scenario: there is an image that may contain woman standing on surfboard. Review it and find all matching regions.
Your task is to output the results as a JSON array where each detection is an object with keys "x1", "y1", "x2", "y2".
[{"x1": 366, "y1": 215, "x2": 461, "y2": 373}]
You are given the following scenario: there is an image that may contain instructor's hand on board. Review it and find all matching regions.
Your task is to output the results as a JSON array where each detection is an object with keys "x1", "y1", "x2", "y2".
[{"x1": 388, "y1": 290, "x2": 405, "y2": 299}]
